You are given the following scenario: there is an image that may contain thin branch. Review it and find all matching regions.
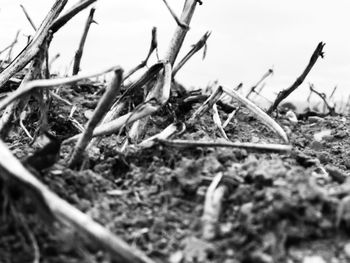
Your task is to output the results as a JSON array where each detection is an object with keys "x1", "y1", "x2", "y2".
[
  {"x1": 329, "y1": 85, "x2": 337, "y2": 100},
  {"x1": 68, "y1": 68, "x2": 123, "y2": 168},
  {"x1": 158, "y1": 139, "x2": 292, "y2": 152},
  {"x1": 267, "y1": 42, "x2": 325, "y2": 114},
  {"x1": 172, "y1": 31, "x2": 211, "y2": 77},
  {"x1": 72, "y1": 8, "x2": 96, "y2": 75},
  {"x1": 20, "y1": 4, "x2": 37, "y2": 31},
  {"x1": 0, "y1": 0, "x2": 68, "y2": 90}
]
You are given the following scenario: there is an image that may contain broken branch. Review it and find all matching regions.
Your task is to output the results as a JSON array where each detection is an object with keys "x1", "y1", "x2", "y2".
[
  {"x1": 72, "y1": 7, "x2": 96, "y2": 75},
  {"x1": 267, "y1": 42, "x2": 325, "y2": 114}
]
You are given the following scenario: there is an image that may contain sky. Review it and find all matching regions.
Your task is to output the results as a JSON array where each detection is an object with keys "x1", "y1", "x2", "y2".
[{"x1": 1, "y1": 0, "x2": 350, "y2": 106}]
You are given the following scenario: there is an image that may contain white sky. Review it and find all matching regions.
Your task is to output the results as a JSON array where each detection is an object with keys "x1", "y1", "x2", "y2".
[{"x1": 1, "y1": 0, "x2": 350, "y2": 104}]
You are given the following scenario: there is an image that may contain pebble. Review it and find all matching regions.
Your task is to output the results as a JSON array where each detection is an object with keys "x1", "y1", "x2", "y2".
[
  {"x1": 302, "y1": 255, "x2": 326, "y2": 263},
  {"x1": 325, "y1": 164, "x2": 346, "y2": 184},
  {"x1": 310, "y1": 141, "x2": 324, "y2": 151},
  {"x1": 344, "y1": 243, "x2": 350, "y2": 258},
  {"x1": 313, "y1": 129, "x2": 332, "y2": 142}
]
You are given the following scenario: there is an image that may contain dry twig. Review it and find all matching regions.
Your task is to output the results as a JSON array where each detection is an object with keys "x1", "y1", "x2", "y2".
[
  {"x1": 212, "y1": 103, "x2": 228, "y2": 140},
  {"x1": 68, "y1": 68, "x2": 123, "y2": 168},
  {"x1": 309, "y1": 84, "x2": 336, "y2": 115},
  {"x1": 64, "y1": 63, "x2": 172, "y2": 143},
  {"x1": 223, "y1": 87, "x2": 289, "y2": 143},
  {"x1": 246, "y1": 68, "x2": 273, "y2": 99},
  {"x1": 172, "y1": 31, "x2": 211, "y2": 77},
  {"x1": 0, "y1": 0, "x2": 68, "y2": 90},
  {"x1": 72, "y1": 8, "x2": 96, "y2": 75},
  {"x1": 267, "y1": 42, "x2": 325, "y2": 114},
  {"x1": 50, "y1": 0, "x2": 97, "y2": 34},
  {"x1": 20, "y1": 4, "x2": 37, "y2": 31},
  {"x1": 123, "y1": 27, "x2": 158, "y2": 81},
  {"x1": 158, "y1": 139, "x2": 292, "y2": 152},
  {"x1": 189, "y1": 86, "x2": 223, "y2": 121},
  {"x1": 139, "y1": 122, "x2": 186, "y2": 148}
]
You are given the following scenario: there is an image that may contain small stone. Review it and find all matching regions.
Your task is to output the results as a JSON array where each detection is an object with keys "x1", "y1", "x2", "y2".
[
  {"x1": 286, "y1": 110, "x2": 298, "y2": 124},
  {"x1": 308, "y1": 116, "x2": 324, "y2": 123},
  {"x1": 313, "y1": 129, "x2": 332, "y2": 142},
  {"x1": 344, "y1": 158, "x2": 350, "y2": 169},
  {"x1": 325, "y1": 164, "x2": 346, "y2": 184},
  {"x1": 302, "y1": 255, "x2": 326, "y2": 263},
  {"x1": 344, "y1": 243, "x2": 350, "y2": 258},
  {"x1": 309, "y1": 141, "x2": 323, "y2": 151},
  {"x1": 250, "y1": 251, "x2": 273, "y2": 263},
  {"x1": 169, "y1": 251, "x2": 183, "y2": 263}
]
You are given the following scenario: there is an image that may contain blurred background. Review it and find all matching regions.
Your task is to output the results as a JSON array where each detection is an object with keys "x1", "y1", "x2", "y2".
[{"x1": 1, "y1": 0, "x2": 350, "y2": 109}]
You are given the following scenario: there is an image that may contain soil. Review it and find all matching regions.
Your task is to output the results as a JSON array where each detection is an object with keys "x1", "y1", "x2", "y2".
[{"x1": 1, "y1": 80, "x2": 350, "y2": 263}]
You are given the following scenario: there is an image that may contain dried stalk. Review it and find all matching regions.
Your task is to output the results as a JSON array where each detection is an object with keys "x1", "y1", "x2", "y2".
[
  {"x1": 0, "y1": 140, "x2": 155, "y2": 263},
  {"x1": 158, "y1": 139, "x2": 292, "y2": 152},
  {"x1": 222, "y1": 108, "x2": 238, "y2": 129},
  {"x1": 164, "y1": 0, "x2": 200, "y2": 65},
  {"x1": 50, "y1": 0, "x2": 97, "y2": 34},
  {"x1": 139, "y1": 122, "x2": 186, "y2": 148},
  {"x1": 212, "y1": 103, "x2": 228, "y2": 140},
  {"x1": 20, "y1": 4, "x2": 37, "y2": 31},
  {"x1": 0, "y1": 47, "x2": 45, "y2": 136},
  {"x1": 161, "y1": 0, "x2": 190, "y2": 29},
  {"x1": 267, "y1": 42, "x2": 325, "y2": 114},
  {"x1": 0, "y1": 0, "x2": 68, "y2": 90},
  {"x1": 0, "y1": 65, "x2": 120, "y2": 111},
  {"x1": 309, "y1": 84, "x2": 335, "y2": 115},
  {"x1": 246, "y1": 68, "x2": 273, "y2": 99},
  {"x1": 189, "y1": 86, "x2": 223, "y2": 121},
  {"x1": 3, "y1": 31, "x2": 21, "y2": 63},
  {"x1": 68, "y1": 68, "x2": 123, "y2": 168},
  {"x1": 172, "y1": 31, "x2": 211, "y2": 77},
  {"x1": 123, "y1": 27, "x2": 158, "y2": 81},
  {"x1": 202, "y1": 173, "x2": 227, "y2": 240},
  {"x1": 0, "y1": 31, "x2": 20, "y2": 57},
  {"x1": 223, "y1": 87, "x2": 289, "y2": 143},
  {"x1": 72, "y1": 8, "x2": 96, "y2": 75},
  {"x1": 64, "y1": 63, "x2": 172, "y2": 143},
  {"x1": 122, "y1": 0, "x2": 200, "y2": 144}
]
